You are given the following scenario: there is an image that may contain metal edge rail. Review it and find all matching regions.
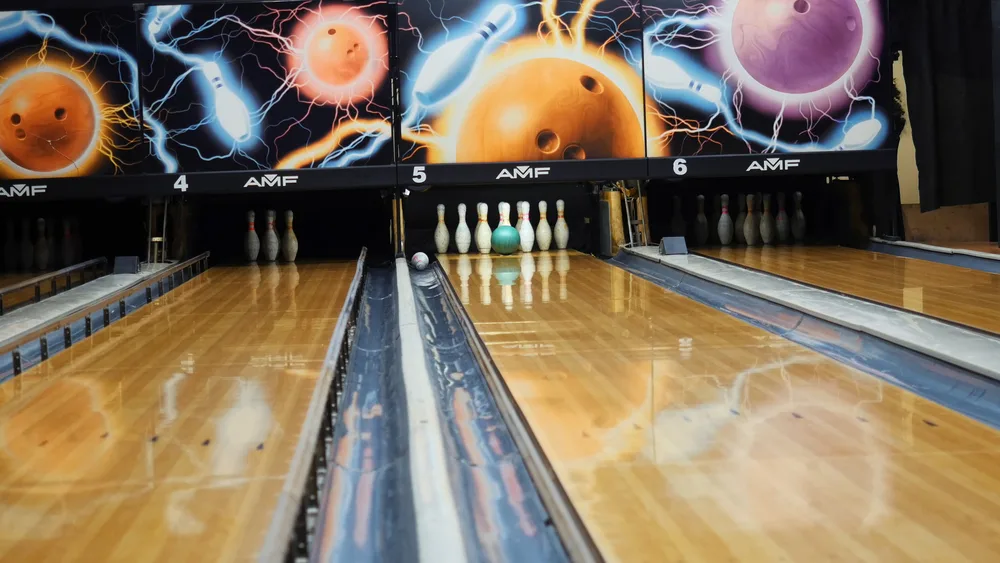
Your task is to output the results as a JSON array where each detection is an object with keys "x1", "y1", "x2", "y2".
[
  {"x1": 257, "y1": 248, "x2": 369, "y2": 563},
  {"x1": 431, "y1": 263, "x2": 604, "y2": 563},
  {"x1": 0, "y1": 257, "x2": 109, "y2": 316},
  {"x1": 0, "y1": 252, "x2": 210, "y2": 374}
]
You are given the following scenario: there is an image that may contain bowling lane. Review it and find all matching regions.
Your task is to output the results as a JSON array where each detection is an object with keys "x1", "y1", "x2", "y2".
[
  {"x1": 700, "y1": 246, "x2": 1000, "y2": 335},
  {"x1": 443, "y1": 251, "x2": 1000, "y2": 562},
  {"x1": 0, "y1": 262, "x2": 354, "y2": 563}
]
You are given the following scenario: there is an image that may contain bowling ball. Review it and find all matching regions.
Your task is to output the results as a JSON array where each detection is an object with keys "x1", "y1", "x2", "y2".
[
  {"x1": 306, "y1": 22, "x2": 368, "y2": 86},
  {"x1": 491, "y1": 226, "x2": 520, "y2": 255},
  {"x1": 0, "y1": 69, "x2": 97, "y2": 173},
  {"x1": 455, "y1": 57, "x2": 643, "y2": 162},
  {"x1": 732, "y1": 0, "x2": 863, "y2": 94}
]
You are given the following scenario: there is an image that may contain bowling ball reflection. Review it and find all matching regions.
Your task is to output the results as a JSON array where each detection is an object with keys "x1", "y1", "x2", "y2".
[
  {"x1": 732, "y1": 0, "x2": 863, "y2": 94},
  {"x1": 455, "y1": 57, "x2": 643, "y2": 162},
  {"x1": 307, "y1": 22, "x2": 368, "y2": 87},
  {"x1": 0, "y1": 69, "x2": 97, "y2": 172}
]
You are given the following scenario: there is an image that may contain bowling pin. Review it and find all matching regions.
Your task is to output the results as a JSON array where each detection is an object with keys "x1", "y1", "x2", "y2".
[
  {"x1": 718, "y1": 194, "x2": 734, "y2": 245},
  {"x1": 199, "y1": 61, "x2": 251, "y2": 143},
  {"x1": 412, "y1": 4, "x2": 517, "y2": 107},
  {"x1": 535, "y1": 201, "x2": 552, "y2": 251},
  {"x1": 670, "y1": 196, "x2": 686, "y2": 238},
  {"x1": 19, "y1": 219, "x2": 32, "y2": 272},
  {"x1": 791, "y1": 191, "x2": 806, "y2": 243},
  {"x1": 475, "y1": 202, "x2": 492, "y2": 254},
  {"x1": 3, "y1": 221, "x2": 17, "y2": 272},
  {"x1": 694, "y1": 195, "x2": 709, "y2": 246},
  {"x1": 245, "y1": 211, "x2": 260, "y2": 262},
  {"x1": 515, "y1": 201, "x2": 524, "y2": 232},
  {"x1": 34, "y1": 218, "x2": 49, "y2": 271},
  {"x1": 262, "y1": 210, "x2": 279, "y2": 262},
  {"x1": 518, "y1": 202, "x2": 534, "y2": 252},
  {"x1": 554, "y1": 199, "x2": 569, "y2": 250},
  {"x1": 455, "y1": 203, "x2": 471, "y2": 254},
  {"x1": 644, "y1": 50, "x2": 723, "y2": 104},
  {"x1": 282, "y1": 210, "x2": 299, "y2": 262},
  {"x1": 760, "y1": 194, "x2": 776, "y2": 245},
  {"x1": 743, "y1": 195, "x2": 758, "y2": 247},
  {"x1": 61, "y1": 219, "x2": 74, "y2": 267},
  {"x1": 434, "y1": 203, "x2": 450, "y2": 254},
  {"x1": 776, "y1": 192, "x2": 790, "y2": 243},
  {"x1": 499, "y1": 202, "x2": 512, "y2": 226},
  {"x1": 734, "y1": 193, "x2": 747, "y2": 245}
]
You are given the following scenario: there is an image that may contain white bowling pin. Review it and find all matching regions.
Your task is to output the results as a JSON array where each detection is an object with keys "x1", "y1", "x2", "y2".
[
  {"x1": 262, "y1": 210, "x2": 279, "y2": 262},
  {"x1": 518, "y1": 201, "x2": 534, "y2": 252},
  {"x1": 455, "y1": 203, "x2": 471, "y2": 253},
  {"x1": 644, "y1": 51, "x2": 723, "y2": 104},
  {"x1": 434, "y1": 203, "x2": 450, "y2": 254},
  {"x1": 412, "y1": 4, "x2": 516, "y2": 107},
  {"x1": 836, "y1": 118, "x2": 882, "y2": 151},
  {"x1": 515, "y1": 201, "x2": 524, "y2": 232},
  {"x1": 245, "y1": 211, "x2": 260, "y2": 262},
  {"x1": 475, "y1": 202, "x2": 492, "y2": 254},
  {"x1": 499, "y1": 202, "x2": 512, "y2": 226},
  {"x1": 200, "y1": 61, "x2": 251, "y2": 143},
  {"x1": 535, "y1": 201, "x2": 552, "y2": 251},
  {"x1": 282, "y1": 210, "x2": 298, "y2": 262},
  {"x1": 554, "y1": 199, "x2": 569, "y2": 250},
  {"x1": 34, "y1": 218, "x2": 49, "y2": 271}
]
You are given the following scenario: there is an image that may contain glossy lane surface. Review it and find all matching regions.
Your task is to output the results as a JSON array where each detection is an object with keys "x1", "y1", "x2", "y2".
[
  {"x1": 442, "y1": 251, "x2": 1000, "y2": 563},
  {"x1": 700, "y1": 246, "x2": 1000, "y2": 334},
  {"x1": 0, "y1": 262, "x2": 353, "y2": 562}
]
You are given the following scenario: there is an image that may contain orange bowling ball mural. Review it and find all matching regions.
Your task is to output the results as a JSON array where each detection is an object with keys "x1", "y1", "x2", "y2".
[
  {"x1": 396, "y1": 0, "x2": 653, "y2": 165},
  {"x1": 0, "y1": 9, "x2": 143, "y2": 180}
]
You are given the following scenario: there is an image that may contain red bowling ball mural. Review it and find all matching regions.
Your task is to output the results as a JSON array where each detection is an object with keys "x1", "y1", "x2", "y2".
[
  {"x1": 0, "y1": 9, "x2": 143, "y2": 180},
  {"x1": 643, "y1": 0, "x2": 889, "y2": 157}
]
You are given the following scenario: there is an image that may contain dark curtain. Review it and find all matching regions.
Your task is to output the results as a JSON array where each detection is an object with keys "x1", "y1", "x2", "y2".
[{"x1": 897, "y1": 0, "x2": 996, "y2": 211}]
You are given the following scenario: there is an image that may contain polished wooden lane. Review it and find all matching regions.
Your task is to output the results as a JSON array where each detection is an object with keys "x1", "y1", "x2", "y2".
[
  {"x1": 699, "y1": 246, "x2": 1000, "y2": 335},
  {"x1": 442, "y1": 251, "x2": 1000, "y2": 563},
  {"x1": 0, "y1": 262, "x2": 354, "y2": 563}
]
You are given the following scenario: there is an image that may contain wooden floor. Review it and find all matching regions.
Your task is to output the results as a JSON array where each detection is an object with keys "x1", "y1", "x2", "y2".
[
  {"x1": 442, "y1": 251, "x2": 1000, "y2": 563},
  {"x1": 0, "y1": 262, "x2": 354, "y2": 563},
  {"x1": 699, "y1": 246, "x2": 1000, "y2": 335}
]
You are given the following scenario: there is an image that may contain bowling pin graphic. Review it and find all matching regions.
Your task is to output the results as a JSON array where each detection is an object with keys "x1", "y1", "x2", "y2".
[
  {"x1": 245, "y1": 211, "x2": 260, "y2": 262},
  {"x1": 34, "y1": 218, "x2": 49, "y2": 271},
  {"x1": 644, "y1": 48, "x2": 723, "y2": 104},
  {"x1": 475, "y1": 202, "x2": 492, "y2": 254},
  {"x1": 262, "y1": 210, "x2": 279, "y2": 262},
  {"x1": 554, "y1": 199, "x2": 569, "y2": 250},
  {"x1": 282, "y1": 210, "x2": 298, "y2": 262},
  {"x1": 455, "y1": 203, "x2": 472, "y2": 254},
  {"x1": 518, "y1": 202, "x2": 534, "y2": 252},
  {"x1": 535, "y1": 201, "x2": 552, "y2": 251},
  {"x1": 412, "y1": 4, "x2": 517, "y2": 107},
  {"x1": 434, "y1": 204, "x2": 450, "y2": 254},
  {"x1": 718, "y1": 194, "x2": 734, "y2": 245},
  {"x1": 199, "y1": 61, "x2": 252, "y2": 143}
]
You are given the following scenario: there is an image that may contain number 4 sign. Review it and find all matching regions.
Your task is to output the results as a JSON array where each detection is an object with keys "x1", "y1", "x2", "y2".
[{"x1": 173, "y1": 175, "x2": 189, "y2": 192}]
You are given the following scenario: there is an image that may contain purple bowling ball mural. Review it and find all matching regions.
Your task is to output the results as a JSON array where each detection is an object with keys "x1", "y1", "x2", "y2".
[{"x1": 643, "y1": 0, "x2": 889, "y2": 158}]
